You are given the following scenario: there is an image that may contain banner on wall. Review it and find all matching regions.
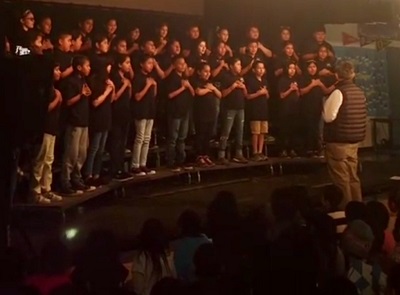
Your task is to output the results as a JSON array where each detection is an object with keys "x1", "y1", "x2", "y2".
[
  {"x1": 376, "y1": 39, "x2": 392, "y2": 51},
  {"x1": 342, "y1": 32, "x2": 360, "y2": 45}
]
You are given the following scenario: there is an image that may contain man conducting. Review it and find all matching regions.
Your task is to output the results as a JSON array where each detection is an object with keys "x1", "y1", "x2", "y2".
[{"x1": 323, "y1": 61, "x2": 367, "y2": 209}]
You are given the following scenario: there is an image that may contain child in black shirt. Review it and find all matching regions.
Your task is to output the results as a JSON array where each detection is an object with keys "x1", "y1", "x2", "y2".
[
  {"x1": 166, "y1": 56, "x2": 195, "y2": 171},
  {"x1": 245, "y1": 61, "x2": 270, "y2": 161},
  {"x1": 37, "y1": 16, "x2": 53, "y2": 52},
  {"x1": 154, "y1": 23, "x2": 169, "y2": 56},
  {"x1": 209, "y1": 41, "x2": 229, "y2": 84},
  {"x1": 187, "y1": 39, "x2": 208, "y2": 77},
  {"x1": 316, "y1": 44, "x2": 337, "y2": 87},
  {"x1": 274, "y1": 41, "x2": 301, "y2": 77},
  {"x1": 71, "y1": 30, "x2": 83, "y2": 54},
  {"x1": 240, "y1": 40, "x2": 263, "y2": 78},
  {"x1": 273, "y1": 27, "x2": 299, "y2": 60},
  {"x1": 30, "y1": 64, "x2": 63, "y2": 204},
  {"x1": 83, "y1": 61, "x2": 114, "y2": 186},
  {"x1": 105, "y1": 18, "x2": 117, "y2": 44},
  {"x1": 78, "y1": 17, "x2": 94, "y2": 53},
  {"x1": 130, "y1": 55, "x2": 158, "y2": 176},
  {"x1": 182, "y1": 25, "x2": 201, "y2": 57},
  {"x1": 278, "y1": 61, "x2": 301, "y2": 158},
  {"x1": 109, "y1": 54, "x2": 133, "y2": 181},
  {"x1": 193, "y1": 63, "x2": 221, "y2": 167},
  {"x1": 53, "y1": 32, "x2": 73, "y2": 83},
  {"x1": 90, "y1": 34, "x2": 111, "y2": 76},
  {"x1": 218, "y1": 57, "x2": 248, "y2": 164},
  {"x1": 127, "y1": 26, "x2": 141, "y2": 56},
  {"x1": 299, "y1": 60, "x2": 335, "y2": 157},
  {"x1": 215, "y1": 27, "x2": 233, "y2": 57},
  {"x1": 60, "y1": 55, "x2": 92, "y2": 195}
]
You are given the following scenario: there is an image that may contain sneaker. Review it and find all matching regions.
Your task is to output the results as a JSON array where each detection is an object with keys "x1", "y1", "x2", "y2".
[
  {"x1": 141, "y1": 167, "x2": 156, "y2": 175},
  {"x1": 43, "y1": 191, "x2": 63, "y2": 202},
  {"x1": 196, "y1": 156, "x2": 208, "y2": 168},
  {"x1": 260, "y1": 154, "x2": 269, "y2": 161},
  {"x1": 216, "y1": 157, "x2": 230, "y2": 166},
  {"x1": 251, "y1": 154, "x2": 263, "y2": 162},
  {"x1": 316, "y1": 150, "x2": 325, "y2": 158},
  {"x1": 289, "y1": 150, "x2": 298, "y2": 158},
  {"x1": 182, "y1": 164, "x2": 194, "y2": 171},
  {"x1": 232, "y1": 155, "x2": 248, "y2": 164},
  {"x1": 85, "y1": 177, "x2": 102, "y2": 187},
  {"x1": 131, "y1": 168, "x2": 146, "y2": 176},
  {"x1": 280, "y1": 150, "x2": 289, "y2": 158},
  {"x1": 170, "y1": 166, "x2": 182, "y2": 173},
  {"x1": 125, "y1": 148, "x2": 131, "y2": 154},
  {"x1": 60, "y1": 186, "x2": 82, "y2": 196},
  {"x1": 203, "y1": 156, "x2": 215, "y2": 167},
  {"x1": 72, "y1": 181, "x2": 96, "y2": 192},
  {"x1": 113, "y1": 171, "x2": 134, "y2": 181},
  {"x1": 32, "y1": 193, "x2": 51, "y2": 204}
]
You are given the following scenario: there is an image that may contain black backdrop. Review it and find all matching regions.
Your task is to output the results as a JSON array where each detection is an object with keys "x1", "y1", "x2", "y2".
[{"x1": 204, "y1": 0, "x2": 395, "y2": 48}]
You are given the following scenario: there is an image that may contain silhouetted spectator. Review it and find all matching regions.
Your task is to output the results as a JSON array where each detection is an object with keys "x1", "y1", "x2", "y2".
[
  {"x1": 25, "y1": 238, "x2": 72, "y2": 295},
  {"x1": 150, "y1": 278, "x2": 184, "y2": 295},
  {"x1": 128, "y1": 219, "x2": 176, "y2": 295},
  {"x1": 71, "y1": 230, "x2": 128, "y2": 295},
  {"x1": 345, "y1": 201, "x2": 367, "y2": 224},
  {"x1": 366, "y1": 201, "x2": 395, "y2": 256},
  {"x1": 318, "y1": 276, "x2": 358, "y2": 295},
  {"x1": 323, "y1": 184, "x2": 347, "y2": 235},
  {"x1": 171, "y1": 210, "x2": 211, "y2": 282}
]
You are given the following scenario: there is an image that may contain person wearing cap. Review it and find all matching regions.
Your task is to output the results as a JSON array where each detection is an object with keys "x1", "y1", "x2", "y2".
[{"x1": 323, "y1": 61, "x2": 367, "y2": 209}]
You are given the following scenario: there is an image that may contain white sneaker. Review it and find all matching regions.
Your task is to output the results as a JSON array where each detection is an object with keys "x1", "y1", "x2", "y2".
[
  {"x1": 34, "y1": 194, "x2": 51, "y2": 204},
  {"x1": 43, "y1": 191, "x2": 63, "y2": 202}
]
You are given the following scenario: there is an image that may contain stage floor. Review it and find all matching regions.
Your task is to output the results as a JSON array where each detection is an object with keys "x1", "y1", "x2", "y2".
[{"x1": 10, "y1": 152, "x2": 400, "y2": 253}]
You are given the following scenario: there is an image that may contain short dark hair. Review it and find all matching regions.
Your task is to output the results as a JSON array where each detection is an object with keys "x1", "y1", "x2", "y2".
[
  {"x1": 345, "y1": 201, "x2": 367, "y2": 223},
  {"x1": 252, "y1": 60, "x2": 264, "y2": 70},
  {"x1": 27, "y1": 30, "x2": 42, "y2": 46},
  {"x1": 228, "y1": 56, "x2": 241, "y2": 66},
  {"x1": 139, "y1": 54, "x2": 153, "y2": 64},
  {"x1": 93, "y1": 33, "x2": 108, "y2": 45},
  {"x1": 79, "y1": 16, "x2": 93, "y2": 23},
  {"x1": 140, "y1": 38, "x2": 154, "y2": 47},
  {"x1": 72, "y1": 55, "x2": 89, "y2": 71},
  {"x1": 57, "y1": 31, "x2": 72, "y2": 41},
  {"x1": 114, "y1": 53, "x2": 129, "y2": 66},
  {"x1": 336, "y1": 61, "x2": 355, "y2": 80},
  {"x1": 247, "y1": 39, "x2": 258, "y2": 46},
  {"x1": 70, "y1": 30, "x2": 82, "y2": 41},
  {"x1": 314, "y1": 25, "x2": 326, "y2": 33},
  {"x1": 172, "y1": 55, "x2": 185, "y2": 64},
  {"x1": 323, "y1": 185, "x2": 343, "y2": 211},
  {"x1": 178, "y1": 209, "x2": 202, "y2": 237}
]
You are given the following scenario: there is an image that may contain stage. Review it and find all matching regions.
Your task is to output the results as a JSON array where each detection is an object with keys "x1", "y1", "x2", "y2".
[{"x1": 9, "y1": 150, "x2": 400, "y2": 254}]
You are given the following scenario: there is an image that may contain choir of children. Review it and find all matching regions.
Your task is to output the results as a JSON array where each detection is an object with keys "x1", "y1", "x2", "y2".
[{"x1": 6, "y1": 10, "x2": 338, "y2": 203}]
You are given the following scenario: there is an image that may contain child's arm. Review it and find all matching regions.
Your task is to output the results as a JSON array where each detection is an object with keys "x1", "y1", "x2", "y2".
[
  {"x1": 134, "y1": 79, "x2": 155, "y2": 101},
  {"x1": 240, "y1": 59, "x2": 253, "y2": 76},
  {"x1": 163, "y1": 65, "x2": 174, "y2": 80},
  {"x1": 48, "y1": 89, "x2": 62, "y2": 111},
  {"x1": 113, "y1": 79, "x2": 130, "y2": 102},
  {"x1": 168, "y1": 85, "x2": 186, "y2": 99},
  {"x1": 153, "y1": 60, "x2": 165, "y2": 79},
  {"x1": 258, "y1": 43, "x2": 272, "y2": 58},
  {"x1": 186, "y1": 81, "x2": 195, "y2": 97},
  {"x1": 280, "y1": 84, "x2": 296, "y2": 99},
  {"x1": 60, "y1": 66, "x2": 73, "y2": 79},
  {"x1": 92, "y1": 85, "x2": 113, "y2": 107},
  {"x1": 222, "y1": 81, "x2": 238, "y2": 98},
  {"x1": 300, "y1": 80, "x2": 317, "y2": 95}
]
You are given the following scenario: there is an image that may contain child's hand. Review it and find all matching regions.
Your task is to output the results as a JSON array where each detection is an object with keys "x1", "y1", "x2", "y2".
[{"x1": 82, "y1": 84, "x2": 91, "y2": 96}]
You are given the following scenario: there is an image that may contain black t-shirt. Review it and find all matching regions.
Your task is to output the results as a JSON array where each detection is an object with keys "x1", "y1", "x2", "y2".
[
  {"x1": 88, "y1": 76, "x2": 112, "y2": 132},
  {"x1": 63, "y1": 73, "x2": 89, "y2": 127},
  {"x1": 110, "y1": 70, "x2": 131, "y2": 125},
  {"x1": 44, "y1": 86, "x2": 61, "y2": 135},
  {"x1": 220, "y1": 72, "x2": 246, "y2": 110},
  {"x1": 245, "y1": 74, "x2": 269, "y2": 121},
  {"x1": 182, "y1": 38, "x2": 198, "y2": 53},
  {"x1": 167, "y1": 71, "x2": 193, "y2": 118},
  {"x1": 299, "y1": 75, "x2": 325, "y2": 115},
  {"x1": 192, "y1": 78, "x2": 218, "y2": 122},
  {"x1": 274, "y1": 55, "x2": 297, "y2": 74},
  {"x1": 208, "y1": 53, "x2": 228, "y2": 84},
  {"x1": 241, "y1": 54, "x2": 264, "y2": 77},
  {"x1": 9, "y1": 27, "x2": 30, "y2": 51},
  {"x1": 302, "y1": 40, "x2": 335, "y2": 57},
  {"x1": 54, "y1": 49, "x2": 72, "y2": 72},
  {"x1": 90, "y1": 53, "x2": 113, "y2": 76},
  {"x1": 132, "y1": 71, "x2": 157, "y2": 120},
  {"x1": 187, "y1": 53, "x2": 208, "y2": 68},
  {"x1": 278, "y1": 76, "x2": 300, "y2": 114}
]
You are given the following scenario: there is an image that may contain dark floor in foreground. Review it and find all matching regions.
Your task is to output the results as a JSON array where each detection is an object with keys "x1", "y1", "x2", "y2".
[{"x1": 11, "y1": 152, "x2": 400, "y2": 254}]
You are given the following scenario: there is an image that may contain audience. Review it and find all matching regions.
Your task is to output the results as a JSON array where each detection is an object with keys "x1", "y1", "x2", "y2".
[
  {"x1": 171, "y1": 209, "x2": 211, "y2": 282},
  {"x1": 2, "y1": 188, "x2": 399, "y2": 295},
  {"x1": 128, "y1": 218, "x2": 176, "y2": 295}
]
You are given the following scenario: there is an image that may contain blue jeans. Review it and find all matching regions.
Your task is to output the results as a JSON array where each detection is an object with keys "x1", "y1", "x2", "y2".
[
  {"x1": 166, "y1": 113, "x2": 189, "y2": 167},
  {"x1": 84, "y1": 131, "x2": 108, "y2": 177},
  {"x1": 218, "y1": 109, "x2": 244, "y2": 159}
]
